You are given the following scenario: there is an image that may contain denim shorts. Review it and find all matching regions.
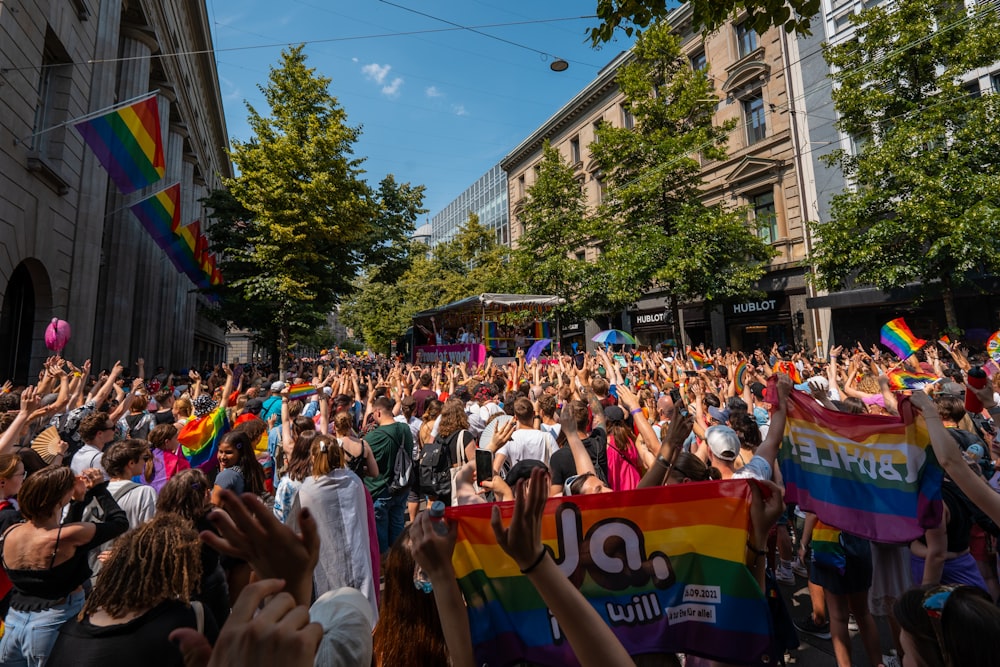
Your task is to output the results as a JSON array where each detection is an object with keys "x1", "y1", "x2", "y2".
[{"x1": 0, "y1": 589, "x2": 86, "y2": 667}]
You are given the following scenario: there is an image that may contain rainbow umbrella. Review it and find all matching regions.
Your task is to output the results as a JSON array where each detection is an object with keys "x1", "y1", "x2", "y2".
[{"x1": 592, "y1": 329, "x2": 636, "y2": 345}]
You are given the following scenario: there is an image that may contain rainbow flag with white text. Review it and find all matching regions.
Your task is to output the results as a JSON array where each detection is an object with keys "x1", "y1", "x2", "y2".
[
  {"x1": 446, "y1": 481, "x2": 772, "y2": 666},
  {"x1": 780, "y1": 389, "x2": 942, "y2": 542}
]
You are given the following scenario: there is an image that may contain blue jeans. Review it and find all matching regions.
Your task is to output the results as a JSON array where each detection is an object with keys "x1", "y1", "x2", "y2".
[
  {"x1": 0, "y1": 589, "x2": 85, "y2": 667},
  {"x1": 372, "y1": 490, "x2": 407, "y2": 554}
]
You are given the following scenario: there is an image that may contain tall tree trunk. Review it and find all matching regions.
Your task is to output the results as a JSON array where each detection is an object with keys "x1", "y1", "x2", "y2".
[
  {"x1": 277, "y1": 324, "x2": 289, "y2": 378},
  {"x1": 942, "y1": 286, "x2": 958, "y2": 333},
  {"x1": 670, "y1": 294, "x2": 684, "y2": 351}
]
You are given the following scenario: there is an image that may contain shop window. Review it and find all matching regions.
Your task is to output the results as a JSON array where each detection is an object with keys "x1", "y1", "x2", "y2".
[
  {"x1": 743, "y1": 93, "x2": 766, "y2": 145},
  {"x1": 736, "y1": 21, "x2": 758, "y2": 59},
  {"x1": 752, "y1": 190, "x2": 778, "y2": 243}
]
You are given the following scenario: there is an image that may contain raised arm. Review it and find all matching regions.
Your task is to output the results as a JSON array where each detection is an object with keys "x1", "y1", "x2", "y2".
[
  {"x1": 217, "y1": 364, "x2": 234, "y2": 410},
  {"x1": 90, "y1": 361, "x2": 124, "y2": 407},
  {"x1": 0, "y1": 387, "x2": 40, "y2": 455},
  {"x1": 755, "y1": 374, "x2": 791, "y2": 469}
]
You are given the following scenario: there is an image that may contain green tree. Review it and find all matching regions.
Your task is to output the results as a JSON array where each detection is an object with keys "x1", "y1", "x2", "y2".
[
  {"x1": 589, "y1": 0, "x2": 821, "y2": 45},
  {"x1": 810, "y1": 0, "x2": 1000, "y2": 331},
  {"x1": 510, "y1": 141, "x2": 595, "y2": 317},
  {"x1": 365, "y1": 175, "x2": 427, "y2": 284},
  {"x1": 588, "y1": 21, "x2": 776, "y2": 336},
  {"x1": 342, "y1": 215, "x2": 512, "y2": 352},
  {"x1": 218, "y1": 46, "x2": 387, "y2": 372}
]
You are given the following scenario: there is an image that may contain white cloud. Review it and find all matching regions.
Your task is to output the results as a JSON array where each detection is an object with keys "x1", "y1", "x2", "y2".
[
  {"x1": 452, "y1": 104, "x2": 467, "y2": 116},
  {"x1": 362, "y1": 63, "x2": 391, "y2": 84},
  {"x1": 425, "y1": 85, "x2": 442, "y2": 98},
  {"x1": 382, "y1": 77, "x2": 403, "y2": 97},
  {"x1": 352, "y1": 57, "x2": 358, "y2": 63}
]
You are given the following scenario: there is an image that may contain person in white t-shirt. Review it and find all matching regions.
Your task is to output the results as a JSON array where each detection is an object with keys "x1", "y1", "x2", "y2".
[
  {"x1": 493, "y1": 398, "x2": 558, "y2": 473},
  {"x1": 71, "y1": 412, "x2": 116, "y2": 479}
]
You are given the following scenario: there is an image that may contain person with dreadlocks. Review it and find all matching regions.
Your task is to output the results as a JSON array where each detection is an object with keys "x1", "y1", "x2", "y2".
[{"x1": 46, "y1": 512, "x2": 217, "y2": 667}]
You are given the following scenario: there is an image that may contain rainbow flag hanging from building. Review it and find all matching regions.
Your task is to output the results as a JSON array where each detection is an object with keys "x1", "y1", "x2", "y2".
[
  {"x1": 130, "y1": 183, "x2": 179, "y2": 246},
  {"x1": 886, "y1": 368, "x2": 940, "y2": 391},
  {"x1": 74, "y1": 93, "x2": 165, "y2": 194},
  {"x1": 779, "y1": 387, "x2": 943, "y2": 542},
  {"x1": 881, "y1": 318, "x2": 927, "y2": 360},
  {"x1": 446, "y1": 481, "x2": 772, "y2": 666},
  {"x1": 179, "y1": 406, "x2": 230, "y2": 472}
]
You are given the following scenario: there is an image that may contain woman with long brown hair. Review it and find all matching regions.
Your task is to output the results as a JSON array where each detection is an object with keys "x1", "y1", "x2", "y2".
[
  {"x1": 372, "y1": 525, "x2": 450, "y2": 667},
  {"x1": 156, "y1": 468, "x2": 229, "y2": 625},
  {"x1": 0, "y1": 465, "x2": 127, "y2": 665},
  {"x1": 603, "y1": 405, "x2": 654, "y2": 492},
  {"x1": 47, "y1": 513, "x2": 216, "y2": 667},
  {"x1": 273, "y1": 430, "x2": 317, "y2": 523},
  {"x1": 333, "y1": 412, "x2": 378, "y2": 479}
]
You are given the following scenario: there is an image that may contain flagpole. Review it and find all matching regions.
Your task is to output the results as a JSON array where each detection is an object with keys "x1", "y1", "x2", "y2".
[{"x1": 16, "y1": 89, "x2": 160, "y2": 145}]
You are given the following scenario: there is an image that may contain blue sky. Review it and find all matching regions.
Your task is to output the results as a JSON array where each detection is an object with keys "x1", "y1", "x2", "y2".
[{"x1": 206, "y1": 0, "x2": 636, "y2": 218}]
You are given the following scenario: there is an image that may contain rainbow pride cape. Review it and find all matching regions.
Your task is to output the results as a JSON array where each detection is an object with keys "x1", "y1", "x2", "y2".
[
  {"x1": 74, "y1": 93, "x2": 165, "y2": 194},
  {"x1": 733, "y1": 361, "x2": 749, "y2": 393},
  {"x1": 886, "y1": 368, "x2": 940, "y2": 391},
  {"x1": 179, "y1": 406, "x2": 230, "y2": 472},
  {"x1": 287, "y1": 383, "x2": 317, "y2": 400},
  {"x1": 780, "y1": 390, "x2": 942, "y2": 542},
  {"x1": 881, "y1": 318, "x2": 927, "y2": 360},
  {"x1": 446, "y1": 481, "x2": 772, "y2": 666}
]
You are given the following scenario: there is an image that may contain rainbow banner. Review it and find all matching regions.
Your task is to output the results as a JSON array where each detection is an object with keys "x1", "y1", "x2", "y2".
[
  {"x1": 130, "y1": 183, "x2": 179, "y2": 246},
  {"x1": 881, "y1": 318, "x2": 927, "y2": 360},
  {"x1": 733, "y1": 361, "x2": 749, "y2": 393},
  {"x1": 179, "y1": 406, "x2": 230, "y2": 472},
  {"x1": 780, "y1": 389, "x2": 943, "y2": 542},
  {"x1": 74, "y1": 93, "x2": 165, "y2": 194},
  {"x1": 446, "y1": 481, "x2": 772, "y2": 666},
  {"x1": 886, "y1": 368, "x2": 940, "y2": 391},
  {"x1": 287, "y1": 383, "x2": 317, "y2": 400}
]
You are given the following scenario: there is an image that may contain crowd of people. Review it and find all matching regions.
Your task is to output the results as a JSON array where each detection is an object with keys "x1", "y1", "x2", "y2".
[{"x1": 0, "y1": 338, "x2": 999, "y2": 666}]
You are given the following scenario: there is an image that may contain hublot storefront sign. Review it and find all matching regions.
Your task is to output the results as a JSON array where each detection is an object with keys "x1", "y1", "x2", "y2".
[
  {"x1": 728, "y1": 293, "x2": 789, "y2": 321},
  {"x1": 630, "y1": 309, "x2": 671, "y2": 331}
]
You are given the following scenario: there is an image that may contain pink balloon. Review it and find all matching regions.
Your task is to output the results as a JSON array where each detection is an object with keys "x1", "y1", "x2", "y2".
[{"x1": 45, "y1": 318, "x2": 71, "y2": 352}]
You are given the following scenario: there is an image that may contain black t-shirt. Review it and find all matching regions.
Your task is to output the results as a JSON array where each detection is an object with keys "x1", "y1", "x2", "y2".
[
  {"x1": 48, "y1": 600, "x2": 219, "y2": 667},
  {"x1": 153, "y1": 410, "x2": 175, "y2": 425},
  {"x1": 549, "y1": 426, "x2": 609, "y2": 486}
]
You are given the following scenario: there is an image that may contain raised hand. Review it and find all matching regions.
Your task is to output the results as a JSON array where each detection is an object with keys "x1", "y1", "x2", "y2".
[{"x1": 490, "y1": 466, "x2": 549, "y2": 570}]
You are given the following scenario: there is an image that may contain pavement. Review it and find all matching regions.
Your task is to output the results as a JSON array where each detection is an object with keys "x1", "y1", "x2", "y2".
[{"x1": 777, "y1": 573, "x2": 898, "y2": 667}]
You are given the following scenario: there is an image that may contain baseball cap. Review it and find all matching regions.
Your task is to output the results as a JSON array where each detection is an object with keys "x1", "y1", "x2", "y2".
[
  {"x1": 310, "y1": 587, "x2": 374, "y2": 667},
  {"x1": 938, "y1": 381, "x2": 965, "y2": 397},
  {"x1": 270, "y1": 381, "x2": 286, "y2": 392},
  {"x1": 749, "y1": 381, "x2": 766, "y2": 401},
  {"x1": 604, "y1": 405, "x2": 626, "y2": 422},
  {"x1": 506, "y1": 459, "x2": 548, "y2": 488},
  {"x1": 244, "y1": 398, "x2": 264, "y2": 414},
  {"x1": 708, "y1": 406, "x2": 730, "y2": 424},
  {"x1": 706, "y1": 425, "x2": 740, "y2": 461}
]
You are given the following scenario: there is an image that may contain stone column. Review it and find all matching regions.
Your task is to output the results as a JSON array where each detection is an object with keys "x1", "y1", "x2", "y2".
[
  {"x1": 93, "y1": 26, "x2": 159, "y2": 369},
  {"x1": 67, "y1": 0, "x2": 124, "y2": 365}
]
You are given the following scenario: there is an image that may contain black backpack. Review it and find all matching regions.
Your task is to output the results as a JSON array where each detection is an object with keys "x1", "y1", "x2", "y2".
[
  {"x1": 418, "y1": 432, "x2": 459, "y2": 500},
  {"x1": 386, "y1": 427, "x2": 413, "y2": 495}
]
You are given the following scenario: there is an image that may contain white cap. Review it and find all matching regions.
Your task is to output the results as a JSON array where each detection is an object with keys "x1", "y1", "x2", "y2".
[
  {"x1": 706, "y1": 425, "x2": 740, "y2": 461},
  {"x1": 310, "y1": 587, "x2": 374, "y2": 667},
  {"x1": 270, "y1": 381, "x2": 286, "y2": 392}
]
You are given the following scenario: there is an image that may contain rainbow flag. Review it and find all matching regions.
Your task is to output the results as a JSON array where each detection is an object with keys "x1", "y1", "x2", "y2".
[
  {"x1": 772, "y1": 361, "x2": 802, "y2": 384},
  {"x1": 733, "y1": 361, "x2": 749, "y2": 393},
  {"x1": 179, "y1": 407, "x2": 230, "y2": 472},
  {"x1": 446, "y1": 481, "x2": 772, "y2": 666},
  {"x1": 130, "y1": 183, "x2": 179, "y2": 246},
  {"x1": 780, "y1": 388, "x2": 942, "y2": 542},
  {"x1": 987, "y1": 330, "x2": 1000, "y2": 362},
  {"x1": 532, "y1": 322, "x2": 551, "y2": 340},
  {"x1": 886, "y1": 368, "x2": 940, "y2": 391},
  {"x1": 687, "y1": 348, "x2": 712, "y2": 369},
  {"x1": 74, "y1": 93, "x2": 165, "y2": 194},
  {"x1": 881, "y1": 318, "x2": 927, "y2": 360},
  {"x1": 287, "y1": 383, "x2": 317, "y2": 400},
  {"x1": 810, "y1": 520, "x2": 846, "y2": 574}
]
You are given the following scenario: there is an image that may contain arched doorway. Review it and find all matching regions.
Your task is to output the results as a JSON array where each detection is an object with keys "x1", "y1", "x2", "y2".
[{"x1": 0, "y1": 263, "x2": 36, "y2": 384}]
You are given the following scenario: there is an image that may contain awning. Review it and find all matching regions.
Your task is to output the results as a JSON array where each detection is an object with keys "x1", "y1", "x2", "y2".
[{"x1": 412, "y1": 294, "x2": 565, "y2": 320}]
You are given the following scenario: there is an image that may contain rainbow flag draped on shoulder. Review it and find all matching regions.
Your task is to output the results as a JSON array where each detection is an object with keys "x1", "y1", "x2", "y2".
[
  {"x1": 74, "y1": 93, "x2": 165, "y2": 194},
  {"x1": 780, "y1": 390, "x2": 943, "y2": 543},
  {"x1": 179, "y1": 407, "x2": 230, "y2": 473},
  {"x1": 446, "y1": 481, "x2": 772, "y2": 666}
]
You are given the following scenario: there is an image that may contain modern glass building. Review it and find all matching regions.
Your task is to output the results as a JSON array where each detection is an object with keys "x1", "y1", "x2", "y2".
[{"x1": 429, "y1": 164, "x2": 509, "y2": 247}]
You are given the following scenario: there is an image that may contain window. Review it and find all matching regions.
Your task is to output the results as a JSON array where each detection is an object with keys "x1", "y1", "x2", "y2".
[
  {"x1": 743, "y1": 94, "x2": 766, "y2": 145},
  {"x1": 752, "y1": 190, "x2": 778, "y2": 243},
  {"x1": 594, "y1": 173, "x2": 606, "y2": 203},
  {"x1": 993, "y1": 73, "x2": 1000, "y2": 93},
  {"x1": 736, "y1": 21, "x2": 758, "y2": 59},
  {"x1": 690, "y1": 50, "x2": 707, "y2": 72},
  {"x1": 575, "y1": 250, "x2": 586, "y2": 261},
  {"x1": 620, "y1": 103, "x2": 635, "y2": 130},
  {"x1": 31, "y1": 29, "x2": 72, "y2": 157},
  {"x1": 963, "y1": 80, "x2": 982, "y2": 98},
  {"x1": 517, "y1": 175, "x2": 525, "y2": 200},
  {"x1": 592, "y1": 120, "x2": 602, "y2": 143},
  {"x1": 570, "y1": 136, "x2": 581, "y2": 164}
]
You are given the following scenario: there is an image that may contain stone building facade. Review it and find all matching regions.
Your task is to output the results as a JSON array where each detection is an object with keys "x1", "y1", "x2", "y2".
[
  {"x1": 0, "y1": 0, "x2": 229, "y2": 382},
  {"x1": 502, "y1": 4, "x2": 820, "y2": 353}
]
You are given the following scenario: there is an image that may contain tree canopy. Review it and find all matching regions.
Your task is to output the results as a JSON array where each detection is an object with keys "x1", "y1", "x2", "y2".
[
  {"x1": 206, "y1": 46, "x2": 424, "y2": 368},
  {"x1": 587, "y1": 21, "x2": 776, "y2": 328},
  {"x1": 809, "y1": 0, "x2": 1000, "y2": 331},
  {"x1": 341, "y1": 215, "x2": 511, "y2": 352},
  {"x1": 589, "y1": 0, "x2": 821, "y2": 46}
]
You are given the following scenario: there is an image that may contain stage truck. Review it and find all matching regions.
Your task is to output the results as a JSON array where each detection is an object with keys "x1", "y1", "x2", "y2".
[{"x1": 409, "y1": 293, "x2": 564, "y2": 367}]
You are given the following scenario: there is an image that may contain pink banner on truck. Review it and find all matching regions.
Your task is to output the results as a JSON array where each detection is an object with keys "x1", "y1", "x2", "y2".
[{"x1": 415, "y1": 344, "x2": 487, "y2": 368}]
